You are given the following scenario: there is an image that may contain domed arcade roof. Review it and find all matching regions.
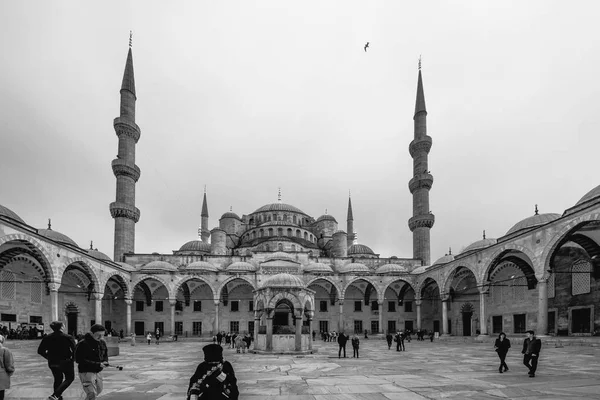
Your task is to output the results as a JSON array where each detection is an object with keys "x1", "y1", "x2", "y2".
[
  {"x1": 177, "y1": 240, "x2": 211, "y2": 253},
  {"x1": 460, "y1": 238, "x2": 497, "y2": 255},
  {"x1": 38, "y1": 228, "x2": 79, "y2": 248},
  {"x1": 0, "y1": 204, "x2": 25, "y2": 224},
  {"x1": 506, "y1": 213, "x2": 561, "y2": 235},
  {"x1": 303, "y1": 263, "x2": 334, "y2": 273},
  {"x1": 348, "y1": 244, "x2": 374, "y2": 255},
  {"x1": 339, "y1": 262, "x2": 370, "y2": 274},
  {"x1": 252, "y1": 203, "x2": 307, "y2": 216},
  {"x1": 186, "y1": 261, "x2": 220, "y2": 272},
  {"x1": 432, "y1": 254, "x2": 455, "y2": 266},
  {"x1": 220, "y1": 212, "x2": 241, "y2": 220},
  {"x1": 262, "y1": 273, "x2": 305, "y2": 288},
  {"x1": 87, "y1": 249, "x2": 112, "y2": 261},
  {"x1": 139, "y1": 260, "x2": 178, "y2": 272},
  {"x1": 576, "y1": 184, "x2": 600, "y2": 206},
  {"x1": 226, "y1": 261, "x2": 257, "y2": 273},
  {"x1": 376, "y1": 264, "x2": 408, "y2": 274}
]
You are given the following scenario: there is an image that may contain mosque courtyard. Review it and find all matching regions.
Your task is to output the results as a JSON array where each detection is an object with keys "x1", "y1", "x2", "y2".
[{"x1": 6, "y1": 337, "x2": 600, "y2": 400}]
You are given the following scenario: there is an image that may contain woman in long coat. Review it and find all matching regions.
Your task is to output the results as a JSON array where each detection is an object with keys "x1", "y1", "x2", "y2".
[
  {"x1": 0, "y1": 334, "x2": 15, "y2": 400},
  {"x1": 494, "y1": 332, "x2": 511, "y2": 373}
]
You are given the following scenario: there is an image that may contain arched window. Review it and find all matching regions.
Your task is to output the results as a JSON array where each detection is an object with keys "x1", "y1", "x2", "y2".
[
  {"x1": 278, "y1": 243, "x2": 283, "y2": 251},
  {"x1": 249, "y1": 218, "x2": 254, "y2": 225},
  {"x1": 291, "y1": 245, "x2": 296, "y2": 251},
  {"x1": 0, "y1": 270, "x2": 16, "y2": 300},
  {"x1": 251, "y1": 231, "x2": 256, "y2": 240},
  {"x1": 268, "y1": 215, "x2": 272, "y2": 222},
  {"x1": 268, "y1": 228, "x2": 273, "y2": 236},
  {"x1": 293, "y1": 215, "x2": 297, "y2": 224},
  {"x1": 265, "y1": 244, "x2": 270, "y2": 252},
  {"x1": 572, "y1": 260, "x2": 591, "y2": 295},
  {"x1": 31, "y1": 276, "x2": 43, "y2": 304},
  {"x1": 283, "y1": 214, "x2": 288, "y2": 222},
  {"x1": 260, "y1": 229, "x2": 264, "y2": 238},
  {"x1": 278, "y1": 228, "x2": 283, "y2": 236},
  {"x1": 273, "y1": 214, "x2": 277, "y2": 221},
  {"x1": 304, "y1": 232, "x2": 308, "y2": 240},
  {"x1": 287, "y1": 228, "x2": 292, "y2": 237},
  {"x1": 296, "y1": 230, "x2": 301, "y2": 238}
]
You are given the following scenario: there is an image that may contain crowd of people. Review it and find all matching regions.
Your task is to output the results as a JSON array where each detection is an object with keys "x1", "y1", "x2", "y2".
[{"x1": 0, "y1": 324, "x2": 40, "y2": 340}]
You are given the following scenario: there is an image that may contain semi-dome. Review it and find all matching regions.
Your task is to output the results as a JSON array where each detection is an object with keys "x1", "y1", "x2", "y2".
[
  {"x1": 265, "y1": 251, "x2": 296, "y2": 262},
  {"x1": 226, "y1": 261, "x2": 257, "y2": 273},
  {"x1": 303, "y1": 263, "x2": 334, "y2": 273},
  {"x1": 376, "y1": 264, "x2": 408, "y2": 274},
  {"x1": 252, "y1": 203, "x2": 307, "y2": 215},
  {"x1": 339, "y1": 262, "x2": 370, "y2": 274},
  {"x1": 316, "y1": 214, "x2": 337, "y2": 223},
  {"x1": 576, "y1": 184, "x2": 600, "y2": 206},
  {"x1": 87, "y1": 249, "x2": 112, "y2": 261},
  {"x1": 177, "y1": 240, "x2": 211, "y2": 253},
  {"x1": 348, "y1": 244, "x2": 375, "y2": 255},
  {"x1": 186, "y1": 261, "x2": 220, "y2": 272},
  {"x1": 0, "y1": 204, "x2": 25, "y2": 224},
  {"x1": 139, "y1": 260, "x2": 178, "y2": 272},
  {"x1": 38, "y1": 228, "x2": 79, "y2": 248},
  {"x1": 432, "y1": 254, "x2": 455, "y2": 266},
  {"x1": 263, "y1": 273, "x2": 305, "y2": 288},
  {"x1": 506, "y1": 213, "x2": 561, "y2": 235},
  {"x1": 220, "y1": 212, "x2": 241, "y2": 220},
  {"x1": 460, "y1": 238, "x2": 497, "y2": 255}
]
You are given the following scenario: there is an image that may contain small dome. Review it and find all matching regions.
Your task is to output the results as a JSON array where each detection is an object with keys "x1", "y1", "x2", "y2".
[
  {"x1": 348, "y1": 244, "x2": 375, "y2": 255},
  {"x1": 265, "y1": 251, "x2": 296, "y2": 262},
  {"x1": 332, "y1": 230, "x2": 347, "y2": 235},
  {"x1": 38, "y1": 228, "x2": 79, "y2": 248},
  {"x1": 186, "y1": 261, "x2": 220, "y2": 272},
  {"x1": 220, "y1": 212, "x2": 241, "y2": 220},
  {"x1": 303, "y1": 263, "x2": 334, "y2": 273},
  {"x1": 263, "y1": 273, "x2": 305, "y2": 288},
  {"x1": 376, "y1": 264, "x2": 408, "y2": 274},
  {"x1": 87, "y1": 249, "x2": 112, "y2": 261},
  {"x1": 506, "y1": 213, "x2": 561, "y2": 235},
  {"x1": 177, "y1": 240, "x2": 211, "y2": 253},
  {"x1": 316, "y1": 214, "x2": 337, "y2": 223},
  {"x1": 252, "y1": 203, "x2": 307, "y2": 215},
  {"x1": 432, "y1": 254, "x2": 455, "y2": 266},
  {"x1": 226, "y1": 261, "x2": 257, "y2": 273},
  {"x1": 116, "y1": 262, "x2": 136, "y2": 271},
  {"x1": 139, "y1": 260, "x2": 178, "y2": 272},
  {"x1": 411, "y1": 265, "x2": 430, "y2": 274},
  {"x1": 0, "y1": 204, "x2": 25, "y2": 224},
  {"x1": 339, "y1": 262, "x2": 370, "y2": 274},
  {"x1": 460, "y1": 238, "x2": 497, "y2": 255},
  {"x1": 576, "y1": 184, "x2": 600, "y2": 206}
]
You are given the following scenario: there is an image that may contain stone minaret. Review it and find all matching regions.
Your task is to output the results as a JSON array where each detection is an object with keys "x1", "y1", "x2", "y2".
[
  {"x1": 200, "y1": 188, "x2": 210, "y2": 243},
  {"x1": 346, "y1": 194, "x2": 356, "y2": 247},
  {"x1": 408, "y1": 62, "x2": 435, "y2": 265},
  {"x1": 110, "y1": 36, "x2": 141, "y2": 262}
]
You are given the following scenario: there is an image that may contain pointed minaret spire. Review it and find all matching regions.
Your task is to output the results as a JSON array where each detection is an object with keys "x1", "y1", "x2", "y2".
[
  {"x1": 483, "y1": 230, "x2": 486, "y2": 240},
  {"x1": 278, "y1": 188, "x2": 282, "y2": 203},
  {"x1": 90, "y1": 241, "x2": 94, "y2": 250},
  {"x1": 200, "y1": 187, "x2": 210, "y2": 243},
  {"x1": 110, "y1": 34, "x2": 142, "y2": 262},
  {"x1": 347, "y1": 193, "x2": 356, "y2": 247},
  {"x1": 535, "y1": 204, "x2": 539, "y2": 215},
  {"x1": 408, "y1": 60, "x2": 434, "y2": 265}
]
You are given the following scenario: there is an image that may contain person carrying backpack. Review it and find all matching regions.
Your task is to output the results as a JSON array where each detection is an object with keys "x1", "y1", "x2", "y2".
[{"x1": 187, "y1": 344, "x2": 239, "y2": 400}]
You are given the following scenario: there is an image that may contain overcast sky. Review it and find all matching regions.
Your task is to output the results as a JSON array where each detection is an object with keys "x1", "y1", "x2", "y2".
[{"x1": 1, "y1": 1, "x2": 599, "y2": 262}]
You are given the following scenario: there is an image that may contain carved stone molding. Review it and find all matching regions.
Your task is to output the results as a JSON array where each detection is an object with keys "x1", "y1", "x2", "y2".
[
  {"x1": 409, "y1": 174, "x2": 434, "y2": 193},
  {"x1": 111, "y1": 159, "x2": 141, "y2": 182},
  {"x1": 109, "y1": 202, "x2": 141, "y2": 223},
  {"x1": 113, "y1": 117, "x2": 141, "y2": 143},
  {"x1": 408, "y1": 214, "x2": 435, "y2": 231},
  {"x1": 409, "y1": 136, "x2": 432, "y2": 157}
]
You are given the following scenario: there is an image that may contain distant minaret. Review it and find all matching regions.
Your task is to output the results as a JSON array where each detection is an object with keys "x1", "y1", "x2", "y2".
[
  {"x1": 200, "y1": 187, "x2": 210, "y2": 243},
  {"x1": 110, "y1": 33, "x2": 141, "y2": 262},
  {"x1": 408, "y1": 58, "x2": 434, "y2": 265},
  {"x1": 347, "y1": 193, "x2": 356, "y2": 247}
]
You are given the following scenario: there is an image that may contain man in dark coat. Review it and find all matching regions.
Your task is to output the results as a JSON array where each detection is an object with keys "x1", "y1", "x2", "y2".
[
  {"x1": 337, "y1": 332, "x2": 348, "y2": 358},
  {"x1": 521, "y1": 330, "x2": 541, "y2": 377},
  {"x1": 385, "y1": 332, "x2": 393, "y2": 350},
  {"x1": 351, "y1": 334, "x2": 360, "y2": 358},
  {"x1": 187, "y1": 344, "x2": 239, "y2": 400},
  {"x1": 38, "y1": 321, "x2": 76, "y2": 400},
  {"x1": 494, "y1": 332, "x2": 511, "y2": 373},
  {"x1": 75, "y1": 324, "x2": 109, "y2": 400}
]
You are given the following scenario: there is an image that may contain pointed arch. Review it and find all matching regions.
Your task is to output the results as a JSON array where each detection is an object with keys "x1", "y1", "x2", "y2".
[
  {"x1": 381, "y1": 279, "x2": 415, "y2": 303},
  {"x1": 342, "y1": 276, "x2": 379, "y2": 299},
  {"x1": 131, "y1": 275, "x2": 173, "y2": 299},
  {"x1": 416, "y1": 276, "x2": 440, "y2": 300},
  {"x1": 442, "y1": 265, "x2": 478, "y2": 295},
  {"x1": 62, "y1": 257, "x2": 101, "y2": 293},
  {"x1": 0, "y1": 234, "x2": 55, "y2": 283},
  {"x1": 216, "y1": 275, "x2": 257, "y2": 300},
  {"x1": 102, "y1": 273, "x2": 130, "y2": 299},
  {"x1": 173, "y1": 276, "x2": 216, "y2": 300},
  {"x1": 483, "y1": 248, "x2": 537, "y2": 289},
  {"x1": 266, "y1": 291, "x2": 303, "y2": 310},
  {"x1": 307, "y1": 276, "x2": 342, "y2": 305}
]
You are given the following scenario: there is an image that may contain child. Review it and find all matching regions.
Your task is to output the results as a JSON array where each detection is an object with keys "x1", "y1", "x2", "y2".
[{"x1": 146, "y1": 332, "x2": 152, "y2": 345}]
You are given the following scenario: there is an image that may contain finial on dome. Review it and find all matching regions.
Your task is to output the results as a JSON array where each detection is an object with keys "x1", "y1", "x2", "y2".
[
  {"x1": 230, "y1": 206, "x2": 233, "y2": 212},
  {"x1": 48, "y1": 218, "x2": 52, "y2": 230},
  {"x1": 418, "y1": 55, "x2": 422, "y2": 70},
  {"x1": 129, "y1": 31, "x2": 133, "y2": 48},
  {"x1": 449, "y1": 247, "x2": 452, "y2": 255},
  {"x1": 278, "y1": 188, "x2": 282, "y2": 202},
  {"x1": 90, "y1": 240, "x2": 94, "y2": 250},
  {"x1": 483, "y1": 230, "x2": 486, "y2": 240},
  {"x1": 325, "y1": 208, "x2": 328, "y2": 215},
  {"x1": 535, "y1": 204, "x2": 539, "y2": 215}
]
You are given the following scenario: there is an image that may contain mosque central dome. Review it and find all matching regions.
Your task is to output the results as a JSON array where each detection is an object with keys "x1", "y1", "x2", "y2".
[{"x1": 252, "y1": 203, "x2": 308, "y2": 216}]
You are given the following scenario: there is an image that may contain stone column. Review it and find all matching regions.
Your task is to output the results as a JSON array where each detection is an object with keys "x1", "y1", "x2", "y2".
[
  {"x1": 253, "y1": 311, "x2": 261, "y2": 347},
  {"x1": 441, "y1": 299, "x2": 448, "y2": 335},
  {"x1": 307, "y1": 311, "x2": 314, "y2": 351},
  {"x1": 266, "y1": 316, "x2": 273, "y2": 351},
  {"x1": 415, "y1": 299, "x2": 422, "y2": 330},
  {"x1": 479, "y1": 290, "x2": 488, "y2": 335},
  {"x1": 378, "y1": 300, "x2": 384, "y2": 333},
  {"x1": 338, "y1": 298, "x2": 344, "y2": 332},
  {"x1": 213, "y1": 301, "x2": 220, "y2": 334},
  {"x1": 49, "y1": 282, "x2": 59, "y2": 322},
  {"x1": 294, "y1": 310, "x2": 303, "y2": 351},
  {"x1": 125, "y1": 299, "x2": 132, "y2": 335},
  {"x1": 537, "y1": 278, "x2": 548, "y2": 335},
  {"x1": 94, "y1": 293, "x2": 103, "y2": 326},
  {"x1": 170, "y1": 299, "x2": 177, "y2": 335}
]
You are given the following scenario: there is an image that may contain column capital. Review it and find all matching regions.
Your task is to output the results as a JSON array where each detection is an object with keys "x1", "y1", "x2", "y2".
[
  {"x1": 169, "y1": 299, "x2": 177, "y2": 306},
  {"x1": 92, "y1": 292, "x2": 104, "y2": 301},
  {"x1": 47, "y1": 281, "x2": 60, "y2": 292},
  {"x1": 124, "y1": 298, "x2": 133, "y2": 305},
  {"x1": 377, "y1": 300, "x2": 384, "y2": 305},
  {"x1": 415, "y1": 300, "x2": 422, "y2": 306}
]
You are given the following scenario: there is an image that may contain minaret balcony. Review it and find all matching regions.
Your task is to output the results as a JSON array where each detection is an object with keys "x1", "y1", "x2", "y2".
[
  {"x1": 113, "y1": 117, "x2": 141, "y2": 143},
  {"x1": 112, "y1": 159, "x2": 141, "y2": 182},
  {"x1": 408, "y1": 214, "x2": 435, "y2": 231},
  {"x1": 409, "y1": 136, "x2": 432, "y2": 158},
  {"x1": 109, "y1": 202, "x2": 141, "y2": 223},
  {"x1": 409, "y1": 174, "x2": 434, "y2": 193}
]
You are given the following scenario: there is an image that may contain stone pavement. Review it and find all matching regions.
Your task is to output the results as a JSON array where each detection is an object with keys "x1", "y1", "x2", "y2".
[{"x1": 5, "y1": 337, "x2": 600, "y2": 399}]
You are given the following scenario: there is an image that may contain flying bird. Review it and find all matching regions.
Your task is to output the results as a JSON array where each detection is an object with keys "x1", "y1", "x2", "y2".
[{"x1": 364, "y1": 42, "x2": 369, "y2": 52}]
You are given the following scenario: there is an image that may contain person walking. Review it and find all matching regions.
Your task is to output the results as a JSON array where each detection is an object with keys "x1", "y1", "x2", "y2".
[
  {"x1": 386, "y1": 331, "x2": 393, "y2": 350},
  {"x1": 351, "y1": 334, "x2": 360, "y2": 358},
  {"x1": 337, "y1": 332, "x2": 348, "y2": 358},
  {"x1": 155, "y1": 328, "x2": 161, "y2": 345},
  {"x1": 146, "y1": 332, "x2": 152, "y2": 345},
  {"x1": 521, "y1": 330, "x2": 541, "y2": 377},
  {"x1": 37, "y1": 321, "x2": 76, "y2": 400},
  {"x1": 0, "y1": 335, "x2": 15, "y2": 400},
  {"x1": 75, "y1": 324, "x2": 109, "y2": 400},
  {"x1": 186, "y1": 344, "x2": 239, "y2": 400},
  {"x1": 494, "y1": 332, "x2": 511, "y2": 373}
]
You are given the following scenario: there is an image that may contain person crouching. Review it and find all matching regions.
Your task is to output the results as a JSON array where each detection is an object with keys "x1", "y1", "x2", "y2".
[
  {"x1": 75, "y1": 324, "x2": 109, "y2": 400},
  {"x1": 187, "y1": 344, "x2": 239, "y2": 400}
]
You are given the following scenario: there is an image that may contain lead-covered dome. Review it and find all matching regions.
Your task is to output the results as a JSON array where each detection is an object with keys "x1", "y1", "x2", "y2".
[
  {"x1": 263, "y1": 273, "x2": 305, "y2": 288},
  {"x1": 87, "y1": 249, "x2": 112, "y2": 261},
  {"x1": 506, "y1": 213, "x2": 561, "y2": 235},
  {"x1": 0, "y1": 204, "x2": 25, "y2": 224},
  {"x1": 432, "y1": 254, "x2": 455, "y2": 266},
  {"x1": 139, "y1": 260, "x2": 178, "y2": 272},
  {"x1": 576, "y1": 184, "x2": 600, "y2": 206},
  {"x1": 303, "y1": 263, "x2": 334, "y2": 273},
  {"x1": 38, "y1": 228, "x2": 79, "y2": 248},
  {"x1": 252, "y1": 203, "x2": 307, "y2": 215},
  {"x1": 226, "y1": 261, "x2": 257, "y2": 273},
  {"x1": 220, "y1": 211, "x2": 241, "y2": 220},
  {"x1": 177, "y1": 240, "x2": 211, "y2": 254},
  {"x1": 316, "y1": 214, "x2": 337, "y2": 223},
  {"x1": 348, "y1": 244, "x2": 374, "y2": 255},
  {"x1": 265, "y1": 252, "x2": 296, "y2": 262},
  {"x1": 186, "y1": 261, "x2": 220, "y2": 272},
  {"x1": 376, "y1": 264, "x2": 408, "y2": 274},
  {"x1": 339, "y1": 262, "x2": 370, "y2": 274},
  {"x1": 460, "y1": 238, "x2": 497, "y2": 255}
]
